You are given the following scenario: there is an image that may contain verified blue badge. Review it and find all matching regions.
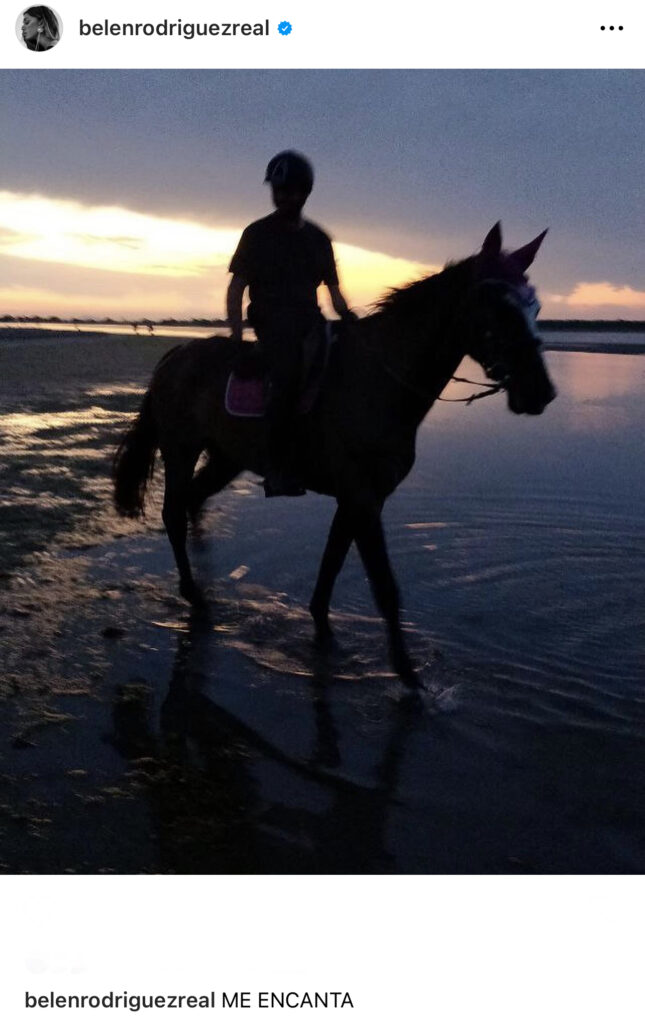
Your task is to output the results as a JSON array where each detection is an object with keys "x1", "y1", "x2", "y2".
[{"x1": 278, "y1": 20, "x2": 292, "y2": 35}]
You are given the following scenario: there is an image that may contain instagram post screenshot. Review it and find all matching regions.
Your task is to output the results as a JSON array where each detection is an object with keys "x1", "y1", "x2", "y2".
[{"x1": 1, "y1": 2, "x2": 644, "y2": 1021}]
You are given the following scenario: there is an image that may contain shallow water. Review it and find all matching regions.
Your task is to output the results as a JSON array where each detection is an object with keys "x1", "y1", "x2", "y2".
[
  {"x1": 398, "y1": 349, "x2": 645, "y2": 688},
  {"x1": 542, "y1": 329, "x2": 645, "y2": 353},
  {"x1": 80, "y1": 345, "x2": 642, "y2": 873},
  {"x1": 192, "y1": 348, "x2": 644, "y2": 699}
]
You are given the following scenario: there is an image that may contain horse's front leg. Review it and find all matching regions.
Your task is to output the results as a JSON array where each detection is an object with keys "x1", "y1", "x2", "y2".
[
  {"x1": 309, "y1": 505, "x2": 353, "y2": 640},
  {"x1": 349, "y1": 503, "x2": 419, "y2": 689}
]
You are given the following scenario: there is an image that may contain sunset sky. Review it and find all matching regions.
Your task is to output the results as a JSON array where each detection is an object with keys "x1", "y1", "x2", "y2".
[{"x1": 1, "y1": 70, "x2": 644, "y2": 320}]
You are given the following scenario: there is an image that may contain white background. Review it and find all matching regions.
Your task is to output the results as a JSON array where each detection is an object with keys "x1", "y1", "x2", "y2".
[
  {"x1": 1, "y1": 877, "x2": 644, "y2": 1022},
  {"x1": 1, "y1": 0, "x2": 643, "y2": 68}
]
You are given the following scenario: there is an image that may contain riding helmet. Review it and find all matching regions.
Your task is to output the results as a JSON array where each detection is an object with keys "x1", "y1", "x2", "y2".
[{"x1": 264, "y1": 151, "x2": 314, "y2": 194}]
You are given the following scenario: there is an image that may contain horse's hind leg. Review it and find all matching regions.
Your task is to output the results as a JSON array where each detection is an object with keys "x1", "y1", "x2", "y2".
[
  {"x1": 161, "y1": 446, "x2": 203, "y2": 606},
  {"x1": 310, "y1": 506, "x2": 353, "y2": 640}
]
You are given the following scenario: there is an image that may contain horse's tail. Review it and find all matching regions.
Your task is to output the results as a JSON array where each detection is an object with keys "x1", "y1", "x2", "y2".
[{"x1": 113, "y1": 387, "x2": 158, "y2": 518}]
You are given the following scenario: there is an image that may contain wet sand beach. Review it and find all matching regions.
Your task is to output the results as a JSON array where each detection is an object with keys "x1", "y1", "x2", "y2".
[
  {"x1": 0, "y1": 329, "x2": 179, "y2": 576},
  {"x1": 1, "y1": 329, "x2": 644, "y2": 873}
]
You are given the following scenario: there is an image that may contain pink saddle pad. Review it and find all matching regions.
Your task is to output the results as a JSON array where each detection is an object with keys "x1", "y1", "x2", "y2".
[
  {"x1": 225, "y1": 373, "x2": 321, "y2": 418},
  {"x1": 225, "y1": 324, "x2": 335, "y2": 418},
  {"x1": 225, "y1": 374, "x2": 266, "y2": 417}
]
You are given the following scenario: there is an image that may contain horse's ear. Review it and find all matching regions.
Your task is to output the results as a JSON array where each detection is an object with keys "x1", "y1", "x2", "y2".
[
  {"x1": 510, "y1": 228, "x2": 548, "y2": 272},
  {"x1": 481, "y1": 222, "x2": 502, "y2": 257}
]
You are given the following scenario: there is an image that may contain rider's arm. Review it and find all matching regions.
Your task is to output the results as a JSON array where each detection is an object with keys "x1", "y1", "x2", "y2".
[
  {"x1": 226, "y1": 274, "x2": 247, "y2": 342},
  {"x1": 327, "y1": 283, "x2": 356, "y2": 321},
  {"x1": 322, "y1": 233, "x2": 356, "y2": 321}
]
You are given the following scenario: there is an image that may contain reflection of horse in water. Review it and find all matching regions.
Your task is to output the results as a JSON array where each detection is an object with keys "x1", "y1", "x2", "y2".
[
  {"x1": 113, "y1": 224, "x2": 555, "y2": 686},
  {"x1": 108, "y1": 611, "x2": 421, "y2": 872}
]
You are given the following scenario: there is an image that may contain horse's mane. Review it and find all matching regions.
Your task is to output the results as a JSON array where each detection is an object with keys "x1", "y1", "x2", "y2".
[{"x1": 373, "y1": 256, "x2": 476, "y2": 320}]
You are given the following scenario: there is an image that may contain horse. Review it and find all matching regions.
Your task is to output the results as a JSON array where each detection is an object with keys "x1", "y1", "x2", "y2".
[{"x1": 113, "y1": 222, "x2": 556, "y2": 688}]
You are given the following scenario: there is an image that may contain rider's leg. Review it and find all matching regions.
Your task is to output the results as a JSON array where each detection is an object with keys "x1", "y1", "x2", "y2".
[{"x1": 263, "y1": 332, "x2": 305, "y2": 496}]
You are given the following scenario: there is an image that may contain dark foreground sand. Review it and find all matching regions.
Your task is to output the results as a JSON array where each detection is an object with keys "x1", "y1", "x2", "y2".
[{"x1": 0, "y1": 330, "x2": 181, "y2": 870}]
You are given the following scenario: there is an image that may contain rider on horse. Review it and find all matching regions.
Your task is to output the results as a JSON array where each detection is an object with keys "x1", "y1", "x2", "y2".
[{"x1": 227, "y1": 150, "x2": 355, "y2": 497}]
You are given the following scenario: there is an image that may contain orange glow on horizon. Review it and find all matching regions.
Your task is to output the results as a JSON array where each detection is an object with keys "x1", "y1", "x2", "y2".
[
  {"x1": 0, "y1": 190, "x2": 435, "y2": 318},
  {"x1": 1, "y1": 192, "x2": 645, "y2": 320},
  {"x1": 548, "y1": 281, "x2": 645, "y2": 312}
]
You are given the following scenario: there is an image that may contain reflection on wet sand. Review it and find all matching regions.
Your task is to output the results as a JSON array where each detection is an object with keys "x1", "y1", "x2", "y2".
[
  {"x1": 107, "y1": 610, "x2": 422, "y2": 873},
  {"x1": 0, "y1": 331, "x2": 179, "y2": 575}
]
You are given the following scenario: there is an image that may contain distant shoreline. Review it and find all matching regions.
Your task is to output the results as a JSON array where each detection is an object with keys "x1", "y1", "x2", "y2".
[
  {"x1": 541, "y1": 340, "x2": 645, "y2": 355},
  {"x1": 2, "y1": 318, "x2": 645, "y2": 332},
  {"x1": 2, "y1": 325, "x2": 645, "y2": 357},
  {"x1": 540, "y1": 320, "x2": 645, "y2": 332}
]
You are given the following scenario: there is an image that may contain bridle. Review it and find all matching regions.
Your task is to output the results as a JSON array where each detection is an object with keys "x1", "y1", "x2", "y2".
[
  {"x1": 439, "y1": 278, "x2": 540, "y2": 403},
  {"x1": 373, "y1": 277, "x2": 535, "y2": 407}
]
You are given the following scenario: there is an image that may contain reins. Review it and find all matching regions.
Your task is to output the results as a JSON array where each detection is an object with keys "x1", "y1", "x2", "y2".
[
  {"x1": 371, "y1": 336, "x2": 508, "y2": 408},
  {"x1": 437, "y1": 375, "x2": 507, "y2": 404},
  {"x1": 363, "y1": 267, "x2": 520, "y2": 408}
]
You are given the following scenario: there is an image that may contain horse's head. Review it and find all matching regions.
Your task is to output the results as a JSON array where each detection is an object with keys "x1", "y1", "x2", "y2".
[{"x1": 464, "y1": 222, "x2": 556, "y2": 415}]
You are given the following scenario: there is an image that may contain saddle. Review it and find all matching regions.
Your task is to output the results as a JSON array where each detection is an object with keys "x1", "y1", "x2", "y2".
[{"x1": 225, "y1": 322, "x2": 335, "y2": 418}]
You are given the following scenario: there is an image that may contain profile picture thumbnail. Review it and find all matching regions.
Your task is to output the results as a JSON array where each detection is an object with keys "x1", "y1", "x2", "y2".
[{"x1": 17, "y1": 6, "x2": 62, "y2": 51}]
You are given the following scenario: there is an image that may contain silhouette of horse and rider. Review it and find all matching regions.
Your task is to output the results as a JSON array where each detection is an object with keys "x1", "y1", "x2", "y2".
[{"x1": 114, "y1": 151, "x2": 556, "y2": 687}]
